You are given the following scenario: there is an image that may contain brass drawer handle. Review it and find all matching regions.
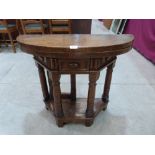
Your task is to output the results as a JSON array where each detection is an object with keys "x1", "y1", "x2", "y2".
[{"x1": 68, "y1": 62, "x2": 79, "y2": 68}]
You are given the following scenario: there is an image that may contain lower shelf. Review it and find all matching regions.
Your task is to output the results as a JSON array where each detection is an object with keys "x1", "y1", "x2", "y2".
[{"x1": 47, "y1": 98, "x2": 108, "y2": 127}]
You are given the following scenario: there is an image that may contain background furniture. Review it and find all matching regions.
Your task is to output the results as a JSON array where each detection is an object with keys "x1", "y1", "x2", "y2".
[
  {"x1": 20, "y1": 19, "x2": 47, "y2": 34},
  {"x1": 124, "y1": 19, "x2": 155, "y2": 64},
  {"x1": 0, "y1": 19, "x2": 92, "y2": 38},
  {"x1": 0, "y1": 19, "x2": 18, "y2": 52},
  {"x1": 17, "y1": 34, "x2": 134, "y2": 127},
  {"x1": 71, "y1": 19, "x2": 92, "y2": 34},
  {"x1": 49, "y1": 19, "x2": 71, "y2": 34}
]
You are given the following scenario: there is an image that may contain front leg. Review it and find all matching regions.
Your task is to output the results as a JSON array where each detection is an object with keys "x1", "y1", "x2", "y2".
[
  {"x1": 86, "y1": 71, "x2": 100, "y2": 126},
  {"x1": 51, "y1": 72, "x2": 64, "y2": 127},
  {"x1": 70, "y1": 74, "x2": 76, "y2": 101}
]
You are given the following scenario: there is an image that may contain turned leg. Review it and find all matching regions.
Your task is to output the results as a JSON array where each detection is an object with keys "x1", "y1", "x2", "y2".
[
  {"x1": 70, "y1": 74, "x2": 76, "y2": 101},
  {"x1": 51, "y1": 72, "x2": 64, "y2": 127},
  {"x1": 47, "y1": 71, "x2": 53, "y2": 100},
  {"x1": 36, "y1": 63, "x2": 50, "y2": 109},
  {"x1": 86, "y1": 72, "x2": 100, "y2": 126},
  {"x1": 102, "y1": 61, "x2": 116, "y2": 110}
]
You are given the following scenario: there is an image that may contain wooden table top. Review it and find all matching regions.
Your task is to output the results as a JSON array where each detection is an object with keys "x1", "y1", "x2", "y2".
[{"x1": 17, "y1": 34, "x2": 134, "y2": 57}]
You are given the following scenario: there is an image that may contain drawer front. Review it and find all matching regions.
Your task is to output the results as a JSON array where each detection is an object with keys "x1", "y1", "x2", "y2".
[{"x1": 59, "y1": 59, "x2": 90, "y2": 71}]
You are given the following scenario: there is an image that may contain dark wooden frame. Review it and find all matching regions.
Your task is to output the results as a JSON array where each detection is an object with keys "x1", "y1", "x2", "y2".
[
  {"x1": 20, "y1": 19, "x2": 45, "y2": 34},
  {"x1": 17, "y1": 34, "x2": 134, "y2": 127},
  {"x1": 48, "y1": 19, "x2": 72, "y2": 34}
]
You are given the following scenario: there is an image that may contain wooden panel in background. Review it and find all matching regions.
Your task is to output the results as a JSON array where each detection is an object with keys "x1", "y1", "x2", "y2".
[{"x1": 71, "y1": 19, "x2": 92, "y2": 34}]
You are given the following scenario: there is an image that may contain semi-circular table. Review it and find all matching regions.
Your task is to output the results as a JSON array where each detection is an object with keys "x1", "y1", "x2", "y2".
[{"x1": 17, "y1": 34, "x2": 134, "y2": 127}]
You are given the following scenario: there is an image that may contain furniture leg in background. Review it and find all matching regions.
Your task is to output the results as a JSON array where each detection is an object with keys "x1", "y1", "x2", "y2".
[
  {"x1": 8, "y1": 31, "x2": 16, "y2": 52},
  {"x1": 102, "y1": 59, "x2": 116, "y2": 110}
]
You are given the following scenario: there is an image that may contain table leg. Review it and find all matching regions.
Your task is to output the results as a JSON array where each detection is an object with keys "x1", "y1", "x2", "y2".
[
  {"x1": 36, "y1": 63, "x2": 50, "y2": 109},
  {"x1": 86, "y1": 72, "x2": 99, "y2": 126},
  {"x1": 47, "y1": 71, "x2": 53, "y2": 100},
  {"x1": 51, "y1": 72, "x2": 64, "y2": 127},
  {"x1": 102, "y1": 61, "x2": 116, "y2": 110},
  {"x1": 70, "y1": 74, "x2": 76, "y2": 101}
]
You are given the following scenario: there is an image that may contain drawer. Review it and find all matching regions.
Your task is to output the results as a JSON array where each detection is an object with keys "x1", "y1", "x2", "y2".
[{"x1": 59, "y1": 59, "x2": 90, "y2": 71}]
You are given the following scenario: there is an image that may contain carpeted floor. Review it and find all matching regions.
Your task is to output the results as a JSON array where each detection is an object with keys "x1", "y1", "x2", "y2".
[{"x1": 0, "y1": 19, "x2": 155, "y2": 134}]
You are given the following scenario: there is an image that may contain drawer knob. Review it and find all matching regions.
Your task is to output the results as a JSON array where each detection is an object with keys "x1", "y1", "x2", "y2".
[{"x1": 68, "y1": 62, "x2": 79, "y2": 68}]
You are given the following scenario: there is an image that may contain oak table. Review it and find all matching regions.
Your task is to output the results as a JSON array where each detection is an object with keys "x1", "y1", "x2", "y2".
[{"x1": 17, "y1": 34, "x2": 134, "y2": 127}]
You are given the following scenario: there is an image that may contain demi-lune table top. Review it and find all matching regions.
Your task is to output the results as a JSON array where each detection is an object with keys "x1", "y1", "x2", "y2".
[{"x1": 17, "y1": 34, "x2": 134, "y2": 57}]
